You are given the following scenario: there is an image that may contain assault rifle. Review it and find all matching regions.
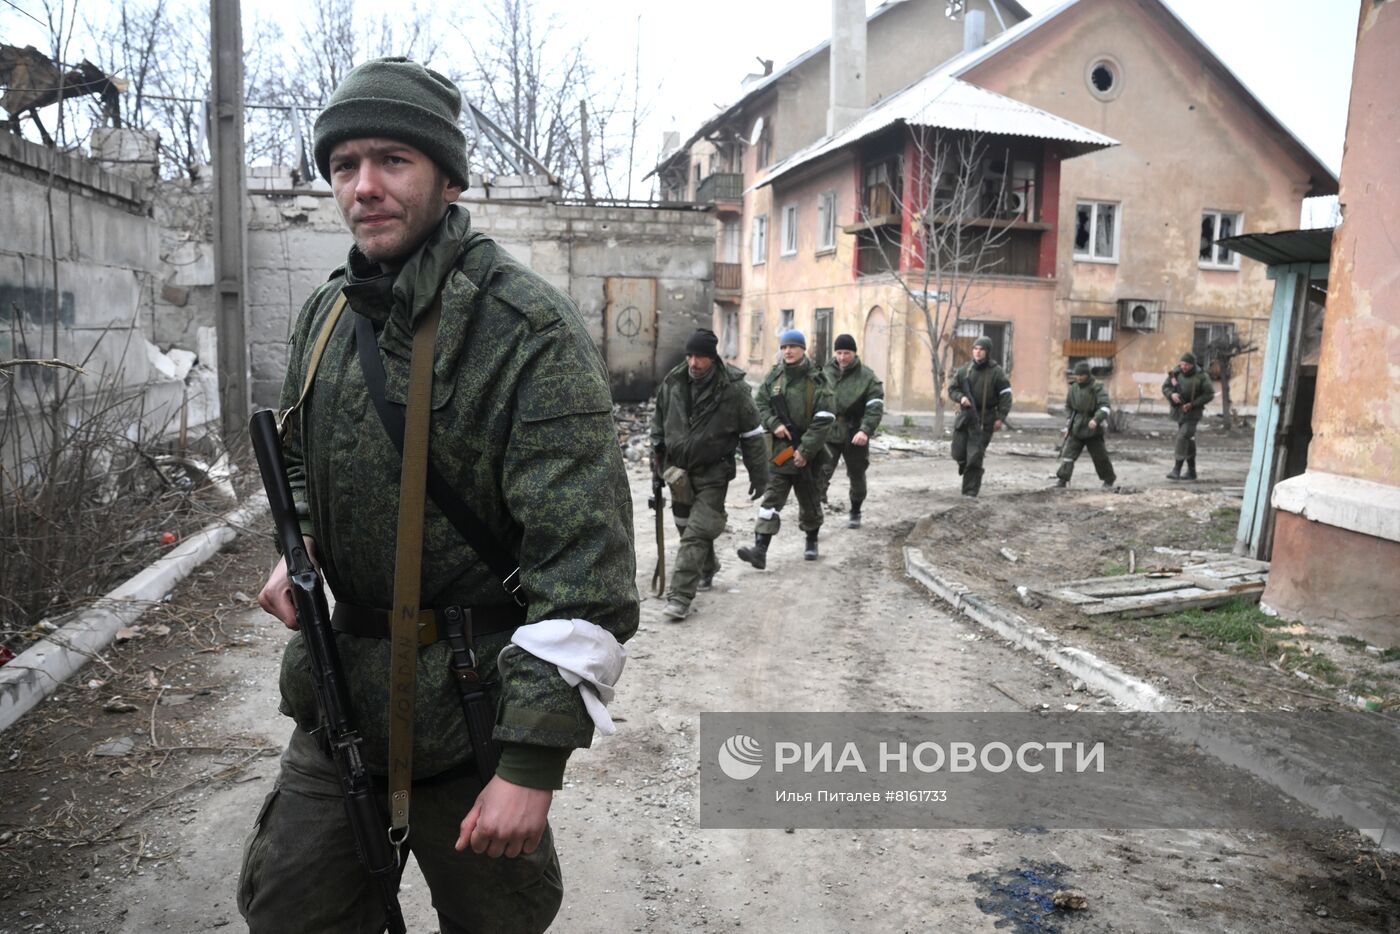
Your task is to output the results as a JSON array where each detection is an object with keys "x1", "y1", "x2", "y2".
[
  {"x1": 961, "y1": 372, "x2": 984, "y2": 432},
  {"x1": 769, "y1": 393, "x2": 804, "y2": 467},
  {"x1": 648, "y1": 456, "x2": 666, "y2": 597},
  {"x1": 250, "y1": 409, "x2": 407, "y2": 934}
]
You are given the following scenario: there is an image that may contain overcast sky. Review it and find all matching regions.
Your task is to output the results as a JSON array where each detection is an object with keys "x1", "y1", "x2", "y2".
[{"x1": 3, "y1": 0, "x2": 1356, "y2": 187}]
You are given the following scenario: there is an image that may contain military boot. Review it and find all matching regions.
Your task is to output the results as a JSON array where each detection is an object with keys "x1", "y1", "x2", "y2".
[
  {"x1": 804, "y1": 530, "x2": 819, "y2": 561},
  {"x1": 737, "y1": 533, "x2": 771, "y2": 570},
  {"x1": 848, "y1": 510, "x2": 862, "y2": 529},
  {"x1": 1185, "y1": 458, "x2": 1198, "y2": 481},
  {"x1": 661, "y1": 599, "x2": 690, "y2": 622},
  {"x1": 1166, "y1": 461, "x2": 1184, "y2": 481}
]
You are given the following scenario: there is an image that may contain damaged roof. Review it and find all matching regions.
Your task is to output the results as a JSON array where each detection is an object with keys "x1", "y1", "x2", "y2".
[{"x1": 756, "y1": 70, "x2": 1117, "y2": 190}]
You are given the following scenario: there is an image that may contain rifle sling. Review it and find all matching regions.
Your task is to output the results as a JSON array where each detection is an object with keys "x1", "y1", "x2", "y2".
[
  {"x1": 353, "y1": 313, "x2": 525, "y2": 605},
  {"x1": 278, "y1": 294, "x2": 349, "y2": 440}
]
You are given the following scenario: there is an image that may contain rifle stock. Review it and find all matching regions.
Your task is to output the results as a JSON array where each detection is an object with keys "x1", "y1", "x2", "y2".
[
  {"x1": 249, "y1": 409, "x2": 407, "y2": 934},
  {"x1": 648, "y1": 470, "x2": 666, "y2": 597}
]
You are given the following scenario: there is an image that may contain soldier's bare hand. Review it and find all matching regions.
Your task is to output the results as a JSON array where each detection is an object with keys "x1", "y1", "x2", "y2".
[
  {"x1": 793, "y1": 451, "x2": 807, "y2": 468},
  {"x1": 1088, "y1": 419, "x2": 1098, "y2": 432},
  {"x1": 774, "y1": 424, "x2": 792, "y2": 441},
  {"x1": 959, "y1": 397, "x2": 972, "y2": 409},
  {"x1": 1182, "y1": 403, "x2": 1192, "y2": 413},
  {"x1": 257, "y1": 536, "x2": 317, "y2": 630},
  {"x1": 852, "y1": 431, "x2": 869, "y2": 446},
  {"x1": 993, "y1": 420, "x2": 1004, "y2": 431},
  {"x1": 456, "y1": 776, "x2": 553, "y2": 858},
  {"x1": 1171, "y1": 393, "x2": 1182, "y2": 404}
]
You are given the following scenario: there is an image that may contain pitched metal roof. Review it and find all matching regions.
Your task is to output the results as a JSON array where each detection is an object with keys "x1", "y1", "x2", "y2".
[
  {"x1": 1217, "y1": 228, "x2": 1334, "y2": 267},
  {"x1": 756, "y1": 70, "x2": 1117, "y2": 190}
]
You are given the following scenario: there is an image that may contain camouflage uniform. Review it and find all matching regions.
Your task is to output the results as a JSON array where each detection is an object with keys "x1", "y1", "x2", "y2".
[
  {"x1": 1162, "y1": 362, "x2": 1214, "y2": 478},
  {"x1": 751, "y1": 357, "x2": 834, "y2": 537},
  {"x1": 947, "y1": 356, "x2": 1013, "y2": 497},
  {"x1": 649, "y1": 361, "x2": 768, "y2": 612},
  {"x1": 1057, "y1": 377, "x2": 1116, "y2": 487},
  {"x1": 238, "y1": 205, "x2": 638, "y2": 933},
  {"x1": 818, "y1": 356, "x2": 884, "y2": 517}
]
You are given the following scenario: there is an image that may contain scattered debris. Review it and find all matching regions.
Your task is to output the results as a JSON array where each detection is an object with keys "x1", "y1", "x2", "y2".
[
  {"x1": 1037, "y1": 558, "x2": 1268, "y2": 619},
  {"x1": 1015, "y1": 585, "x2": 1041, "y2": 609},
  {"x1": 92, "y1": 736, "x2": 136, "y2": 757},
  {"x1": 102, "y1": 697, "x2": 138, "y2": 714},
  {"x1": 115, "y1": 626, "x2": 142, "y2": 642},
  {"x1": 1052, "y1": 889, "x2": 1089, "y2": 910},
  {"x1": 999, "y1": 547, "x2": 1019, "y2": 563},
  {"x1": 968, "y1": 859, "x2": 1075, "y2": 933}
]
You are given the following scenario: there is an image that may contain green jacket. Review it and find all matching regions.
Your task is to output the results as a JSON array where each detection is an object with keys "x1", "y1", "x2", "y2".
[
  {"x1": 277, "y1": 205, "x2": 638, "y2": 789},
  {"x1": 822, "y1": 356, "x2": 885, "y2": 442},
  {"x1": 947, "y1": 360, "x2": 1013, "y2": 428},
  {"x1": 1162, "y1": 366, "x2": 1214, "y2": 423},
  {"x1": 1066, "y1": 378, "x2": 1111, "y2": 439},
  {"x1": 649, "y1": 361, "x2": 768, "y2": 489},
  {"x1": 754, "y1": 357, "x2": 835, "y2": 474}
]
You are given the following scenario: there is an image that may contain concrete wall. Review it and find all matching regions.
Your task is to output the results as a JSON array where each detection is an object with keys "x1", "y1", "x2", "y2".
[
  {"x1": 1263, "y1": 2, "x2": 1400, "y2": 641},
  {"x1": 242, "y1": 193, "x2": 715, "y2": 406},
  {"x1": 962, "y1": 0, "x2": 1324, "y2": 412},
  {"x1": 0, "y1": 132, "x2": 218, "y2": 475}
]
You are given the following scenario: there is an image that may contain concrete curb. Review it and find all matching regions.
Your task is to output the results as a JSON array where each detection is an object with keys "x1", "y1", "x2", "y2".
[
  {"x1": 902, "y1": 543, "x2": 1398, "y2": 852},
  {"x1": 0, "y1": 499, "x2": 268, "y2": 733}
]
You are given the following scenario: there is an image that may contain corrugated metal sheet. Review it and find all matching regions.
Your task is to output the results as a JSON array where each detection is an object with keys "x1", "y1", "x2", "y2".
[
  {"x1": 757, "y1": 72, "x2": 1117, "y2": 190},
  {"x1": 1218, "y1": 228, "x2": 1334, "y2": 266}
]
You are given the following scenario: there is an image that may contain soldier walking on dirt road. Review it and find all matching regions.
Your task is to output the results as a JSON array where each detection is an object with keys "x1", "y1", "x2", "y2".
[
  {"x1": 818, "y1": 333, "x2": 884, "y2": 529},
  {"x1": 947, "y1": 336, "x2": 1012, "y2": 498},
  {"x1": 1163, "y1": 350, "x2": 1214, "y2": 481},
  {"x1": 245, "y1": 58, "x2": 637, "y2": 934},
  {"x1": 1056, "y1": 360, "x2": 1117, "y2": 489},
  {"x1": 738, "y1": 330, "x2": 835, "y2": 567},
  {"x1": 649, "y1": 329, "x2": 769, "y2": 621}
]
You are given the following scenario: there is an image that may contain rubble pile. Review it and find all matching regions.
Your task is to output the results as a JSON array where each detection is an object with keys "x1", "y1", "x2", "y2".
[{"x1": 613, "y1": 401, "x2": 655, "y2": 464}]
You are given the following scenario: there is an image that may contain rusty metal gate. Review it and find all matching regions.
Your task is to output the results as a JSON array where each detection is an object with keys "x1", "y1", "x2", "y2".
[{"x1": 602, "y1": 277, "x2": 658, "y2": 401}]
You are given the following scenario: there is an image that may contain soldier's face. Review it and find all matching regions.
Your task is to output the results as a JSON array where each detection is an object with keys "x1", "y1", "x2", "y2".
[
  {"x1": 833, "y1": 349, "x2": 855, "y2": 368},
  {"x1": 686, "y1": 354, "x2": 714, "y2": 377},
  {"x1": 972, "y1": 345, "x2": 988, "y2": 364},
  {"x1": 329, "y1": 138, "x2": 462, "y2": 264},
  {"x1": 1180, "y1": 362, "x2": 1195, "y2": 375},
  {"x1": 780, "y1": 344, "x2": 805, "y2": 364},
  {"x1": 1076, "y1": 372, "x2": 1091, "y2": 384}
]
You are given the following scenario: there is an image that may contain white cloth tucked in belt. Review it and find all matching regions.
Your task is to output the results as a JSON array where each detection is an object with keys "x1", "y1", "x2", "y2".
[{"x1": 511, "y1": 619, "x2": 627, "y2": 734}]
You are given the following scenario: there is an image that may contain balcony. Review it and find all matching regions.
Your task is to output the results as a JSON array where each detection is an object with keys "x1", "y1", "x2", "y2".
[
  {"x1": 714, "y1": 262, "x2": 742, "y2": 302},
  {"x1": 696, "y1": 172, "x2": 743, "y2": 211}
]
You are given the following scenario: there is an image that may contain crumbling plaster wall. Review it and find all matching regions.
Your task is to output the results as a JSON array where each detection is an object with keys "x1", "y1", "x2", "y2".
[{"x1": 241, "y1": 193, "x2": 715, "y2": 406}]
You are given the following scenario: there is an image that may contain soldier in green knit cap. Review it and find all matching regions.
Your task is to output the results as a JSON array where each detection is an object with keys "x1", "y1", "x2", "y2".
[
  {"x1": 947, "y1": 336, "x2": 1012, "y2": 497},
  {"x1": 1162, "y1": 350, "x2": 1214, "y2": 480},
  {"x1": 1056, "y1": 361, "x2": 1117, "y2": 489},
  {"x1": 242, "y1": 58, "x2": 637, "y2": 933}
]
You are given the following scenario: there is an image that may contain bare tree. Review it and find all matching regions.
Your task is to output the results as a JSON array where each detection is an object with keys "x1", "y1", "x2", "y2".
[
  {"x1": 1206, "y1": 335, "x2": 1258, "y2": 432},
  {"x1": 859, "y1": 129, "x2": 1020, "y2": 434}
]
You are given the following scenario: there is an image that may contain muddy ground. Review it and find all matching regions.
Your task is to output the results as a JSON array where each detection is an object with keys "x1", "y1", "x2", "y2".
[{"x1": 1, "y1": 416, "x2": 1397, "y2": 933}]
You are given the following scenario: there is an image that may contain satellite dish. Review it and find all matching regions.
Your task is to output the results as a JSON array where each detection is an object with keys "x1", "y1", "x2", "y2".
[{"x1": 749, "y1": 116, "x2": 765, "y2": 146}]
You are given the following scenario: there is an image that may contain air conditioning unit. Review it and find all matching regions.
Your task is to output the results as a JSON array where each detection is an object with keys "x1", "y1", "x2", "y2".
[{"x1": 1118, "y1": 298, "x2": 1162, "y2": 332}]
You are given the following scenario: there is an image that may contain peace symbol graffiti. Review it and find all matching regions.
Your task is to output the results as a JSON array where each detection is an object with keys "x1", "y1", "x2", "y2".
[{"x1": 616, "y1": 305, "x2": 643, "y2": 338}]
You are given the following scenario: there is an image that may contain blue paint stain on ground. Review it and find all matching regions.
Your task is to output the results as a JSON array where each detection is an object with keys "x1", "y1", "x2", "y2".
[{"x1": 967, "y1": 859, "x2": 1076, "y2": 933}]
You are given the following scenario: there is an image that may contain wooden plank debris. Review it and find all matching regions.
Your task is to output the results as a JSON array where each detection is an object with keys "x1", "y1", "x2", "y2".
[
  {"x1": 1037, "y1": 557, "x2": 1269, "y2": 619},
  {"x1": 1080, "y1": 581, "x2": 1265, "y2": 619}
]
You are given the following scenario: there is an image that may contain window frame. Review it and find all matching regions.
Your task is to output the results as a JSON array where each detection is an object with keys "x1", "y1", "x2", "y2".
[
  {"x1": 812, "y1": 308, "x2": 834, "y2": 368},
  {"x1": 817, "y1": 190, "x2": 837, "y2": 253},
  {"x1": 780, "y1": 203, "x2": 799, "y2": 257},
  {"x1": 751, "y1": 214, "x2": 768, "y2": 266},
  {"x1": 1199, "y1": 209, "x2": 1243, "y2": 270},
  {"x1": 1073, "y1": 200, "x2": 1120, "y2": 264},
  {"x1": 748, "y1": 309, "x2": 765, "y2": 363}
]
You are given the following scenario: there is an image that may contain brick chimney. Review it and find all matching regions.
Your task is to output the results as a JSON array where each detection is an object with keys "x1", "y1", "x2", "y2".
[{"x1": 829, "y1": 0, "x2": 867, "y2": 135}]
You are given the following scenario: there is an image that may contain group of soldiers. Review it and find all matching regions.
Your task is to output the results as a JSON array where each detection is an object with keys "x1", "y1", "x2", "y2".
[{"x1": 650, "y1": 329, "x2": 1217, "y2": 622}]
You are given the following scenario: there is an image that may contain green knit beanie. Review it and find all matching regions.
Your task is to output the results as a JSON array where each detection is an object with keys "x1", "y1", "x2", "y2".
[
  {"x1": 1180, "y1": 351, "x2": 1198, "y2": 366},
  {"x1": 314, "y1": 57, "x2": 470, "y2": 188}
]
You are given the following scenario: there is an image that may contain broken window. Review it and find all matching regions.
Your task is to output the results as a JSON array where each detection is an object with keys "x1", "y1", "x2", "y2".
[
  {"x1": 722, "y1": 309, "x2": 739, "y2": 359},
  {"x1": 780, "y1": 309, "x2": 795, "y2": 332},
  {"x1": 781, "y1": 203, "x2": 798, "y2": 256},
  {"x1": 752, "y1": 214, "x2": 768, "y2": 265},
  {"x1": 817, "y1": 191, "x2": 837, "y2": 251},
  {"x1": 953, "y1": 320, "x2": 1011, "y2": 371},
  {"x1": 1193, "y1": 321, "x2": 1236, "y2": 370},
  {"x1": 1074, "y1": 201, "x2": 1118, "y2": 262},
  {"x1": 757, "y1": 127, "x2": 772, "y2": 169},
  {"x1": 855, "y1": 227, "x2": 902, "y2": 277},
  {"x1": 1069, "y1": 316, "x2": 1115, "y2": 342},
  {"x1": 812, "y1": 308, "x2": 834, "y2": 367},
  {"x1": 1199, "y1": 210, "x2": 1241, "y2": 268},
  {"x1": 749, "y1": 309, "x2": 765, "y2": 361},
  {"x1": 862, "y1": 155, "x2": 903, "y2": 220}
]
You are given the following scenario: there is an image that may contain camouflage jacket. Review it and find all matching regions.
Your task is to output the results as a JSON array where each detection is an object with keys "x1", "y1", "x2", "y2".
[
  {"x1": 822, "y1": 356, "x2": 885, "y2": 442},
  {"x1": 948, "y1": 361, "x2": 1013, "y2": 427},
  {"x1": 755, "y1": 357, "x2": 835, "y2": 474},
  {"x1": 1065, "y1": 379, "x2": 1112, "y2": 439},
  {"x1": 276, "y1": 205, "x2": 638, "y2": 789},
  {"x1": 1161, "y1": 366, "x2": 1214, "y2": 423},
  {"x1": 649, "y1": 361, "x2": 768, "y2": 489}
]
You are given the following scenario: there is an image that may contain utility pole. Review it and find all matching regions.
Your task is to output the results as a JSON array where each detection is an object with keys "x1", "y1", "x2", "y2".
[{"x1": 210, "y1": 0, "x2": 249, "y2": 443}]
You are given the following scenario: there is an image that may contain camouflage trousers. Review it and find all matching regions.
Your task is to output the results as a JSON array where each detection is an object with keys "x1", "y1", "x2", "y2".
[
  {"x1": 951, "y1": 423, "x2": 996, "y2": 497},
  {"x1": 819, "y1": 440, "x2": 870, "y2": 511},
  {"x1": 1174, "y1": 418, "x2": 1199, "y2": 461},
  {"x1": 1057, "y1": 434, "x2": 1116, "y2": 485},
  {"x1": 755, "y1": 465, "x2": 824, "y2": 536},
  {"x1": 667, "y1": 482, "x2": 728, "y2": 608},
  {"x1": 239, "y1": 727, "x2": 563, "y2": 934}
]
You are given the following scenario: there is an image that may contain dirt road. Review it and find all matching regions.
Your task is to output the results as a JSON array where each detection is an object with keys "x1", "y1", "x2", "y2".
[{"x1": 2, "y1": 424, "x2": 1396, "y2": 933}]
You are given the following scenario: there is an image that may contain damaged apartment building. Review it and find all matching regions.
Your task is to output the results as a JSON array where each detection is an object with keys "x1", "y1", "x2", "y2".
[{"x1": 651, "y1": 0, "x2": 1337, "y2": 411}]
